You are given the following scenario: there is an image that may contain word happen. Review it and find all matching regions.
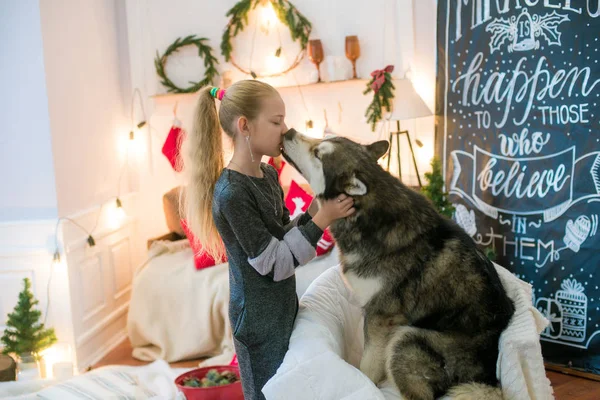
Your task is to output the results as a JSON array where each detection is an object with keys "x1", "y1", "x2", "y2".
[{"x1": 453, "y1": 53, "x2": 600, "y2": 129}]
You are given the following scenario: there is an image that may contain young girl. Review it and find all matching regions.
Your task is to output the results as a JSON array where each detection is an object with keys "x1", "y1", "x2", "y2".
[{"x1": 183, "y1": 80, "x2": 354, "y2": 400}]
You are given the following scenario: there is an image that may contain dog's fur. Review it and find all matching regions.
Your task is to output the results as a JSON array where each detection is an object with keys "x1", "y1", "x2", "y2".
[{"x1": 282, "y1": 129, "x2": 515, "y2": 400}]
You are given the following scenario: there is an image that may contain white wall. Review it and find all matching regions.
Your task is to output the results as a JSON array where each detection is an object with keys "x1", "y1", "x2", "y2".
[
  {"x1": 37, "y1": 0, "x2": 145, "y2": 370},
  {"x1": 126, "y1": 0, "x2": 438, "y2": 238},
  {"x1": 40, "y1": 0, "x2": 135, "y2": 218},
  {"x1": 1, "y1": 0, "x2": 143, "y2": 370},
  {"x1": 0, "y1": 1, "x2": 58, "y2": 222}
]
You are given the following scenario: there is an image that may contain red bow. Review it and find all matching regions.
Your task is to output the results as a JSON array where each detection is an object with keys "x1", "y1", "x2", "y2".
[{"x1": 371, "y1": 65, "x2": 394, "y2": 93}]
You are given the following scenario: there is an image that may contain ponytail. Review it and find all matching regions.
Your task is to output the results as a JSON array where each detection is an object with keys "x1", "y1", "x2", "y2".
[{"x1": 183, "y1": 86, "x2": 225, "y2": 262}]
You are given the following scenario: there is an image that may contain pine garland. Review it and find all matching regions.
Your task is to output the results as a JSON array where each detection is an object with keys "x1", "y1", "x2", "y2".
[
  {"x1": 363, "y1": 66, "x2": 395, "y2": 132},
  {"x1": 154, "y1": 35, "x2": 219, "y2": 94},
  {"x1": 422, "y1": 157, "x2": 455, "y2": 219},
  {"x1": 221, "y1": 0, "x2": 311, "y2": 78},
  {"x1": 1, "y1": 278, "x2": 57, "y2": 359}
]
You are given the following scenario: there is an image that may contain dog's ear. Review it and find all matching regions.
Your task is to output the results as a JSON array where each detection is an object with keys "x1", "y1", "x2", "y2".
[
  {"x1": 345, "y1": 174, "x2": 367, "y2": 196},
  {"x1": 365, "y1": 140, "x2": 389, "y2": 160}
]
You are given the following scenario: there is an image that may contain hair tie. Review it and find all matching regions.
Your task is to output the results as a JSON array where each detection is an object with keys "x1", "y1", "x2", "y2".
[{"x1": 210, "y1": 86, "x2": 226, "y2": 101}]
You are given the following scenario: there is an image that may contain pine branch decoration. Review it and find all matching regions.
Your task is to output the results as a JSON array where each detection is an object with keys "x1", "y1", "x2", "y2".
[
  {"x1": 154, "y1": 35, "x2": 219, "y2": 94},
  {"x1": 422, "y1": 157, "x2": 455, "y2": 218},
  {"x1": 1, "y1": 278, "x2": 57, "y2": 359},
  {"x1": 364, "y1": 66, "x2": 395, "y2": 132}
]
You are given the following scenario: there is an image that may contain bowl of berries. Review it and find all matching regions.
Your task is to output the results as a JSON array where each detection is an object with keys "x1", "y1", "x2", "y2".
[{"x1": 174, "y1": 366, "x2": 243, "y2": 400}]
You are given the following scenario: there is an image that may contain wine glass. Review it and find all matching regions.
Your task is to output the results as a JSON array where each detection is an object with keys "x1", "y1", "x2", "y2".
[
  {"x1": 345, "y1": 35, "x2": 360, "y2": 79},
  {"x1": 308, "y1": 39, "x2": 324, "y2": 82}
]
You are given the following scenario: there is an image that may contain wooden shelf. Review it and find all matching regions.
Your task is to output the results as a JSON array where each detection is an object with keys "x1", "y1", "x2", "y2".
[{"x1": 151, "y1": 78, "x2": 369, "y2": 101}]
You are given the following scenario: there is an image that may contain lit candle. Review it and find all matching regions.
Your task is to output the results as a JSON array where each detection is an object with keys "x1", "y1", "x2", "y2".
[{"x1": 40, "y1": 343, "x2": 74, "y2": 380}]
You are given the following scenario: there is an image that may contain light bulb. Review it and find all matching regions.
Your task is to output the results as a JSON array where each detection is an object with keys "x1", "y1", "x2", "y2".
[
  {"x1": 259, "y1": 1, "x2": 278, "y2": 34},
  {"x1": 107, "y1": 198, "x2": 127, "y2": 230},
  {"x1": 52, "y1": 250, "x2": 62, "y2": 267}
]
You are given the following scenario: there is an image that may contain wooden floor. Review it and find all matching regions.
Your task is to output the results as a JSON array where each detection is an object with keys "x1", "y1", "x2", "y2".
[{"x1": 95, "y1": 339, "x2": 600, "y2": 399}]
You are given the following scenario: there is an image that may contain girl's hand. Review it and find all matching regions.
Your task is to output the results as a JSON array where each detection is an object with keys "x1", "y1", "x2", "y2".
[{"x1": 312, "y1": 194, "x2": 355, "y2": 230}]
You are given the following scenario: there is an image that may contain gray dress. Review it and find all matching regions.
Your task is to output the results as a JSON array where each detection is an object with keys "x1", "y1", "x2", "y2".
[{"x1": 212, "y1": 163, "x2": 323, "y2": 400}]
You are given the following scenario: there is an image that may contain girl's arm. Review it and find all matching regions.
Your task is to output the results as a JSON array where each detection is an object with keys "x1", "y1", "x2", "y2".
[{"x1": 218, "y1": 183, "x2": 323, "y2": 282}]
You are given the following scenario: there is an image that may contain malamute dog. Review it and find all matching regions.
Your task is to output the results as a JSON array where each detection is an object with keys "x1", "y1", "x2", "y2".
[{"x1": 281, "y1": 129, "x2": 515, "y2": 400}]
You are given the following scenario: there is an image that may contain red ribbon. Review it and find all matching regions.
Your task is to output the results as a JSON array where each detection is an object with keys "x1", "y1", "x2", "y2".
[{"x1": 371, "y1": 65, "x2": 394, "y2": 93}]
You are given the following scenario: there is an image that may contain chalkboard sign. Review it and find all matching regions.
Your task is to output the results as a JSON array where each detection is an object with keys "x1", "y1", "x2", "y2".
[{"x1": 436, "y1": 0, "x2": 600, "y2": 373}]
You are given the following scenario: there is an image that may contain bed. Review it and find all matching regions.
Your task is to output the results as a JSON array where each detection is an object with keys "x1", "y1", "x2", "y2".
[{"x1": 126, "y1": 238, "x2": 340, "y2": 366}]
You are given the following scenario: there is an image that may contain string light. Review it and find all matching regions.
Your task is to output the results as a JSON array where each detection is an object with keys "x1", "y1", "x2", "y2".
[
  {"x1": 129, "y1": 88, "x2": 147, "y2": 140},
  {"x1": 42, "y1": 88, "x2": 146, "y2": 360},
  {"x1": 52, "y1": 250, "x2": 61, "y2": 267}
]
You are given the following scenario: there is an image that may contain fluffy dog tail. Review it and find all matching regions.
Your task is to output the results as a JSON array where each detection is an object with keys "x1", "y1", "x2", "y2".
[{"x1": 445, "y1": 383, "x2": 503, "y2": 400}]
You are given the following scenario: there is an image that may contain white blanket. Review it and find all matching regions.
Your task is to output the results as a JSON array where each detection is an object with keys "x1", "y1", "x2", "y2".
[
  {"x1": 127, "y1": 240, "x2": 234, "y2": 365},
  {"x1": 127, "y1": 240, "x2": 340, "y2": 366},
  {"x1": 0, "y1": 360, "x2": 188, "y2": 400},
  {"x1": 263, "y1": 264, "x2": 554, "y2": 400}
]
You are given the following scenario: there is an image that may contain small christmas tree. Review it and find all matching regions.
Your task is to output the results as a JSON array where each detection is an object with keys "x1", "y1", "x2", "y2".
[
  {"x1": 1, "y1": 278, "x2": 57, "y2": 359},
  {"x1": 422, "y1": 157, "x2": 455, "y2": 218}
]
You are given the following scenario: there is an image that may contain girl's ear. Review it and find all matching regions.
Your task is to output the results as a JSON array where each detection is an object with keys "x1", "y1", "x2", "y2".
[{"x1": 237, "y1": 116, "x2": 250, "y2": 136}]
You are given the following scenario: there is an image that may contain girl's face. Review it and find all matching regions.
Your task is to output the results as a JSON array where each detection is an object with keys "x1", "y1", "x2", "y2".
[{"x1": 245, "y1": 94, "x2": 288, "y2": 158}]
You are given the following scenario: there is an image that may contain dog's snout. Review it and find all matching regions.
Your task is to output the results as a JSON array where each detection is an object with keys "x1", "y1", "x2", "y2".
[{"x1": 284, "y1": 128, "x2": 297, "y2": 142}]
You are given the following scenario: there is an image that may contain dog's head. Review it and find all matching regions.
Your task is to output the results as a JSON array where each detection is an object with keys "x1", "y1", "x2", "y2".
[{"x1": 281, "y1": 129, "x2": 389, "y2": 200}]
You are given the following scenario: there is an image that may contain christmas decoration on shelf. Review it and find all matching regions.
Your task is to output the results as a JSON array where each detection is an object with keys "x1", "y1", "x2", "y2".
[
  {"x1": 221, "y1": 0, "x2": 311, "y2": 79},
  {"x1": 364, "y1": 65, "x2": 395, "y2": 131},
  {"x1": 1, "y1": 278, "x2": 57, "y2": 361},
  {"x1": 345, "y1": 35, "x2": 360, "y2": 79},
  {"x1": 154, "y1": 35, "x2": 219, "y2": 94},
  {"x1": 421, "y1": 157, "x2": 455, "y2": 219},
  {"x1": 307, "y1": 39, "x2": 324, "y2": 82}
]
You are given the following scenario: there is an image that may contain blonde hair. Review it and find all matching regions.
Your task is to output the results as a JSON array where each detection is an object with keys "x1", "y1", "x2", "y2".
[{"x1": 182, "y1": 80, "x2": 279, "y2": 261}]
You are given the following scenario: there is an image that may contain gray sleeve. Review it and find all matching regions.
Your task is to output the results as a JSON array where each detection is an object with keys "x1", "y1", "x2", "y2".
[
  {"x1": 283, "y1": 211, "x2": 313, "y2": 233},
  {"x1": 218, "y1": 184, "x2": 323, "y2": 282}
]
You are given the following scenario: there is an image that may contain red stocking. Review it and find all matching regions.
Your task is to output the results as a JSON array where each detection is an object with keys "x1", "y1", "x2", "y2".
[{"x1": 162, "y1": 118, "x2": 185, "y2": 172}]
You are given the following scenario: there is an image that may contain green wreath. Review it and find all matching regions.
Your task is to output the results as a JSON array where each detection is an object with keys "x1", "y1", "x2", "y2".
[
  {"x1": 221, "y1": 0, "x2": 311, "y2": 78},
  {"x1": 154, "y1": 35, "x2": 219, "y2": 94}
]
